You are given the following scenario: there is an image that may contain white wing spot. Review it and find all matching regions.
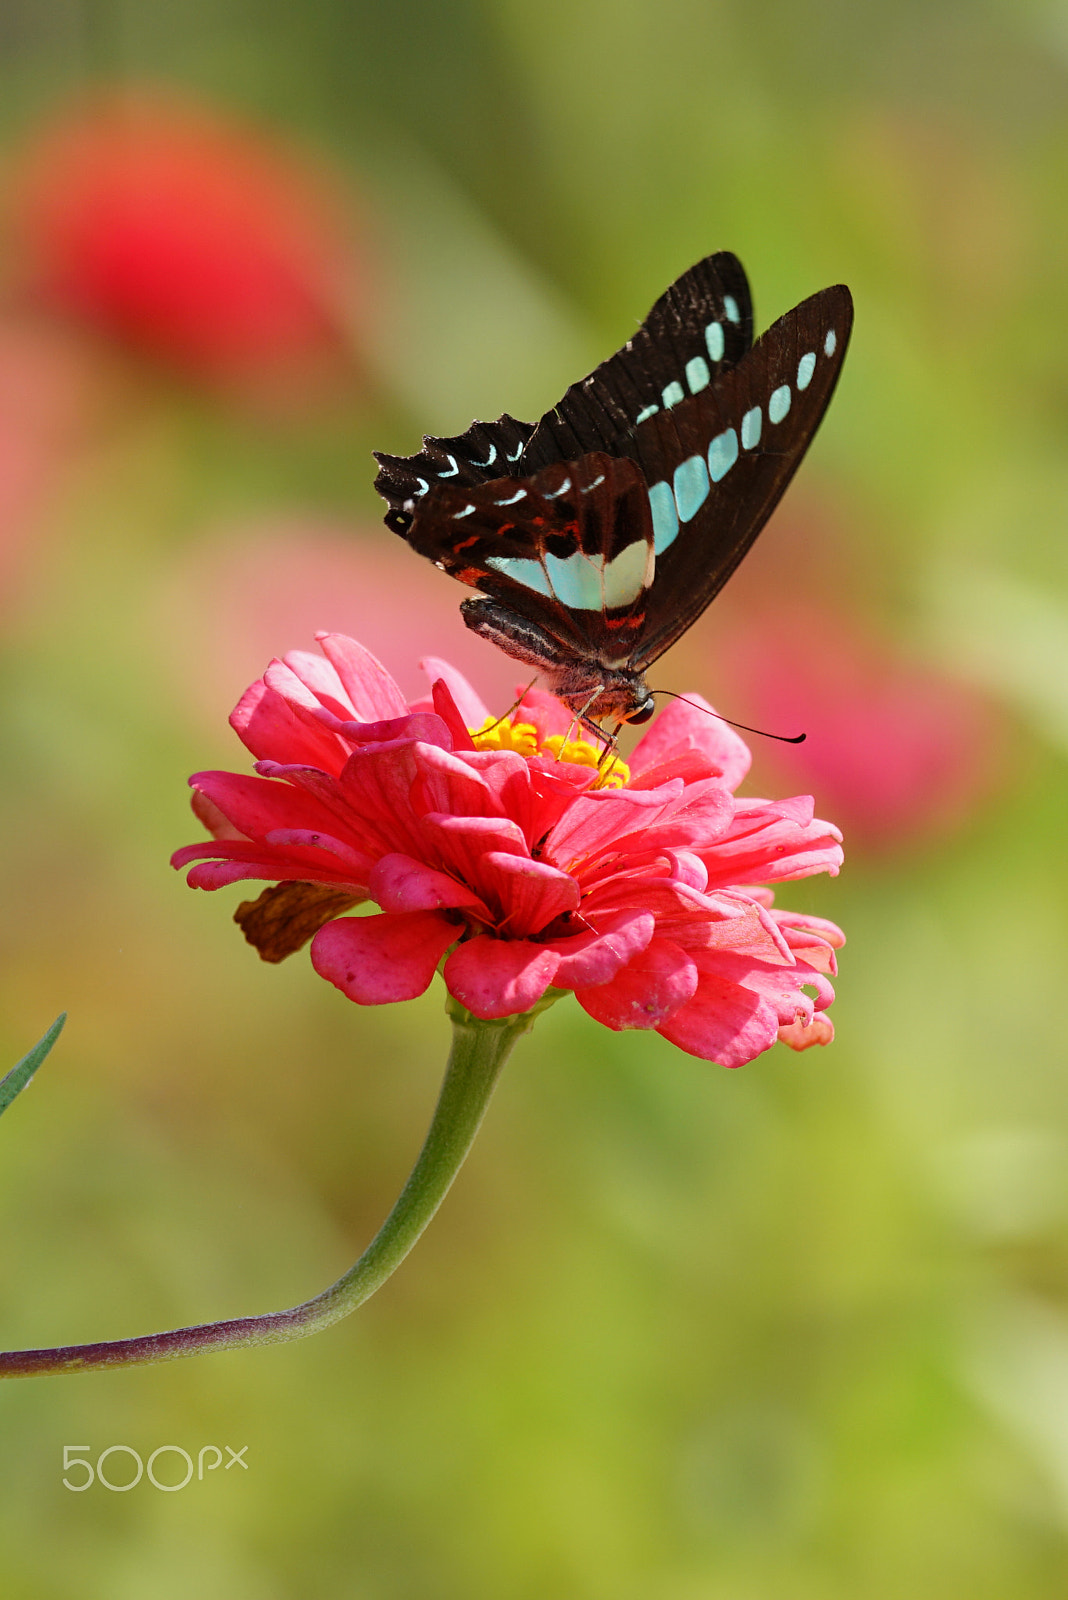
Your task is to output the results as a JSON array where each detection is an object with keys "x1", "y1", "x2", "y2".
[
  {"x1": 662, "y1": 380, "x2": 685, "y2": 408},
  {"x1": 580, "y1": 474, "x2": 606, "y2": 493},
  {"x1": 494, "y1": 488, "x2": 528, "y2": 506},
  {"x1": 824, "y1": 329, "x2": 837, "y2": 357},
  {"x1": 768, "y1": 385, "x2": 791, "y2": 424},
  {"x1": 438, "y1": 454, "x2": 459, "y2": 478},
  {"x1": 507, "y1": 442, "x2": 525, "y2": 461},
  {"x1": 686, "y1": 355, "x2": 710, "y2": 393},
  {"x1": 797, "y1": 351, "x2": 816, "y2": 390},
  {"x1": 647, "y1": 481, "x2": 679, "y2": 554},
  {"x1": 544, "y1": 477, "x2": 572, "y2": 499},
  {"x1": 635, "y1": 404, "x2": 659, "y2": 424},
  {"x1": 602, "y1": 541, "x2": 652, "y2": 608},
  {"x1": 723, "y1": 295, "x2": 741, "y2": 325},
  {"x1": 453, "y1": 504, "x2": 477, "y2": 519},
  {"x1": 415, "y1": 477, "x2": 429, "y2": 495},
  {"x1": 470, "y1": 443, "x2": 497, "y2": 468}
]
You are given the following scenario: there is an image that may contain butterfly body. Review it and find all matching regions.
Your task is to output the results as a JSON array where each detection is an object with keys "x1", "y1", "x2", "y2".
[{"x1": 375, "y1": 253, "x2": 852, "y2": 731}]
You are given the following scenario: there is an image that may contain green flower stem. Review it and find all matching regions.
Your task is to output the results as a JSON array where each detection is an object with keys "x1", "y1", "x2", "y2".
[{"x1": 0, "y1": 999, "x2": 546, "y2": 1379}]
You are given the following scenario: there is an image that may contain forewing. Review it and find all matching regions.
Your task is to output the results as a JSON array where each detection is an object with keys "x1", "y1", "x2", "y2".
[
  {"x1": 373, "y1": 413, "x2": 534, "y2": 535},
  {"x1": 520, "y1": 252, "x2": 754, "y2": 471},
  {"x1": 405, "y1": 451, "x2": 655, "y2": 661},
  {"x1": 621, "y1": 284, "x2": 853, "y2": 668}
]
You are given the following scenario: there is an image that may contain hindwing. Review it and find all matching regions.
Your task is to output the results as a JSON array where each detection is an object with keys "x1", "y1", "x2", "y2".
[{"x1": 404, "y1": 452, "x2": 654, "y2": 663}]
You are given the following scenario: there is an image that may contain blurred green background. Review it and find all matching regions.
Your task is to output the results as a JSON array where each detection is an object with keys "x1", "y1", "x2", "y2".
[{"x1": 2, "y1": 1, "x2": 1068, "y2": 1595}]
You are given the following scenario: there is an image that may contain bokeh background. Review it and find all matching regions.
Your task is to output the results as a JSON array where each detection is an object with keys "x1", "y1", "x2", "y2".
[{"x1": 1, "y1": 1, "x2": 1067, "y2": 1595}]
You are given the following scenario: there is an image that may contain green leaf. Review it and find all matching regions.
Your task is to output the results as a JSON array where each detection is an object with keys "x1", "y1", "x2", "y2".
[{"x1": 0, "y1": 1014, "x2": 67, "y2": 1119}]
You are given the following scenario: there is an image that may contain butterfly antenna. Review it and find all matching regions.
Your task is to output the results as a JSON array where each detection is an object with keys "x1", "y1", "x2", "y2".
[{"x1": 649, "y1": 690, "x2": 806, "y2": 745}]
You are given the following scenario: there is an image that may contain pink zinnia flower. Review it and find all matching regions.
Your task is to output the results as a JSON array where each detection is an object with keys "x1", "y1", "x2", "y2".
[{"x1": 172, "y1": 635, "x2": 845, "y2": 1068}]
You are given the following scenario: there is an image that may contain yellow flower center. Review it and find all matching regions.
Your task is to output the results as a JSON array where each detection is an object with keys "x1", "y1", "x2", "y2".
[{"x1": 469, "y1": 716, "x2": 630, "y2": 789}]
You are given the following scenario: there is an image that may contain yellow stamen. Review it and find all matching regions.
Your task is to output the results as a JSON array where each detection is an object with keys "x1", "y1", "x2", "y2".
[
  {"x1": 542, "y1": 734, "x2": 630, "y2": 788},
  {"x1": 470, "y1": 717, "x2": 539, "y2": 757},
  {"x1": 470, "y1": 716, "x2": 629, "y2": 788}
]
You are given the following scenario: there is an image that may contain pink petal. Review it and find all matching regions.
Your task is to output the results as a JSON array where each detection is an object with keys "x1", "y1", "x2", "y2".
[
  {"x1": 546, "y1": 781, "x2": 684, "y2": 866},
  {"x1": 609, "y1": 782, "x2": 736, "y2": 856},
  {"x1": 775, "y1": 925, "x2": 839, "y2": 975},
  {"x1": 191, "y1": 788, "x2": 247, "y2": 841},
  {"x1": 230, "y1": 679, "x2": 349, "y2": 771},
  {"x1": 430, "y1": 679, "x2": 476, "y2": 752},
  {"x1": 264, "y1": 656, "x2": 352, "y2": 734},
  {"x1": 582, "y1": 872, "x2": 740, "y2": 925},
  {"x1": 173, "y1": 833, "x2": 341, "y2": 869},
  {"x1": 444, "y1": 936, "x2": 561, "y2": 1020},
  {"x1": 630, "y1": 694, "x2": 752, "y2": 790},
  {"x1": 190, "y1": 769, "x2": 346, "y2": 843},
  {"x1": 549, "y1": 909, "x2": 656, "y2": 988},
  {"x1": 475, "y1": 850, "x2": 580, "y2": 937},
  {"x1": 181, "y1": 850, "x2": 360, "y2": 889},
  {"x1": 660, "y1": 849, "x2": 708, "y2": 890},
  {"x1": 701, "y1": 798, "x2": 844, "y2": 887},
  {"x1": 311, "y1": 910, "x2": 457, "y2": 1004},
  {"x1": 264, "y1": 829, "x2": 371, "y2": 874},
  {"x1": 409, "y1": 742, "x2": 506, "y2": 821},
  {"x1": 335, "y1": 744, "x2": 428, "y2": 859},
  {"x1": 316, "y1": 632, "x2": 410, "y2": 720},
  {"x1": 280, "y1": 647, "x2": 353, "y2": 718},
  {"x1": 457, "y1": 750, "x2": 543, "y2": 849},
  {"x1": 657, "y1": 972, "x2": 781, "y2": 1067},
  {"x1": 420, "y1": 812, "x2": 529, "y2": 883},
  {"x1": 421, "y1": 657, "x2": 489, "y2": 729},
  {"x1": 778, "y1": 1013, "x2": 835, "y2": 1050},
  {"x1": 337, "y1": 711, "x2": 453, "y2": 750},
  {"x1": 368, "y1": 852, "x2": 488, "y2": 914},
  {"x1": 771, "y1": 910, "x2": 846, "y2": 947},
  {"x1": 626, "y1": 751, "x2": 723, "y2": 789},
  {"x1": 524, "y1": 759, "x2": 599, "y2": 843},
  {"x1": 184, "y1": 859, "x2": 295, "y2": 889},
  {"x1": 661, "y1": 902, "x2": 793, "y2": 965},
  {"x1": 576, "y1": 938, "x2": 698, "y2": 1030},
  {"x1": 695, "y1": 950, "x2": 834, "y2": 1026}
]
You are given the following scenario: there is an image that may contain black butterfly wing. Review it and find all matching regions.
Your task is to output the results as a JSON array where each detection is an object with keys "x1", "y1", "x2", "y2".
[
  {"x1": 403, "y1": 451, "x2": 654, "y2": 664},
  {"x1": 373, "y1": 265, "x2": 851, "y2": 705},
  {"x1": 373, "y1": 414, "x2": 535, "y2": 536},
  {"x1": 519, "y1": 251, "x2": 754, "y2": 472},
  {"x1": 619, "y1": 284, "x2": 853, "y2": 669}
]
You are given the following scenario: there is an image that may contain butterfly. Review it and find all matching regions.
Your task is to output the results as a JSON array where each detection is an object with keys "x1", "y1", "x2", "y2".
[{"x1": 374, "y1": 252, "x2": 852, "y2": 733}]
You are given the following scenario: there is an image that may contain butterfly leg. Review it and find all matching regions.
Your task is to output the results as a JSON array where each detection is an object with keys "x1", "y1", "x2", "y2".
[
  {"x1": 596, "y1": 723, "x2": 626, "y2": 771},
  {"x1": 561, "y1": 689, "x2": 610, "y2": 755}
]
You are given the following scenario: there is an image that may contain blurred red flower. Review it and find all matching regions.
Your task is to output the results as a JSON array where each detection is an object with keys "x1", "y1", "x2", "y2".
[
  {"x1": 722, "y1": 601, "x2": 1003, "y2": 853},
  {"x1": 173, "y1": 635, "x2": 845, "y2": 1068},
  {"x1": 11, "y1": 91, "x2": 367, "y2": 395}
]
